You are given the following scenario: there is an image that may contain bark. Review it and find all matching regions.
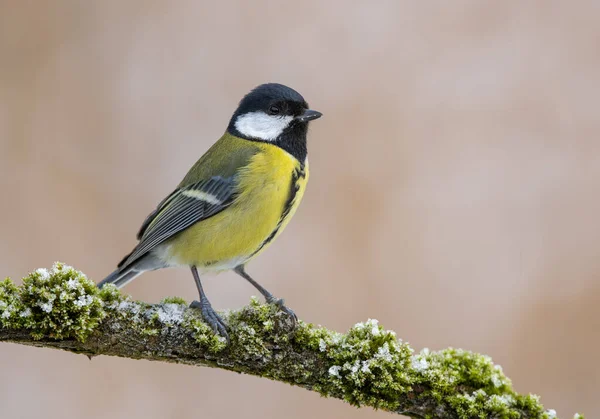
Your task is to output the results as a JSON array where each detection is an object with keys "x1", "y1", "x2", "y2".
[{"x1": 0, "y1": 266, "x2": 578, "y2": 419}]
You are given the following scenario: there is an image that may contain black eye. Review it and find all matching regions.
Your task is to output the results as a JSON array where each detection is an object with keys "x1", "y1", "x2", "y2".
[{"x1": 268, "y1": 106, "x2": 280, "y2": 115}]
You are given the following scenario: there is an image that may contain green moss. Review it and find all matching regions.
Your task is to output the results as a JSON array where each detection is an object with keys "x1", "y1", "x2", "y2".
[
  {"x1": 294, "y1": 320, "x2": 571, "y2": 418},
  {"x1": 448, "y1": 390, "x2": 520, "y2": 419},
  {"x1": 217, "y1": 297, "x2": 297, "y2": 362},
  {"x1": 183, "y1": 311, "x2": 227, "y2": 353},
  {"x1": 1, "y1": 264, "x2": 580, "y2": 419},
  {"x1": 98, "y1": 284, "x2": 126, "y2": 307},
  {"x1": 0, "y1": 278, "x2": 20, "y2": 323},
  {"x1": 0, "y1": 263, "x2": 106, "y2": 341},
  {"x1": 0, "y1": 263, "x2": 228, "y2": 349},
  {"x1": 160, "y1": 296, "x2": 188, "y2": 305},
  {"x1": 411, "y1": 347, "x2": 513, "y2": 404},
  {"x1": 295, "y1": 319, "x2": 413, "y2": 410},
  {"x1": 410, "y1": 348, "x2": 582, "y2": 418}
]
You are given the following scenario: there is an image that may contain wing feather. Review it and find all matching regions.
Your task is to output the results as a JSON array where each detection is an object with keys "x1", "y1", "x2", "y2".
[
  {"x1": 119, "y1": 176, "x2": 236, "y2": 268},
  {"x1": 136, "y1": 189, "x2": 179, "y2": 240}
]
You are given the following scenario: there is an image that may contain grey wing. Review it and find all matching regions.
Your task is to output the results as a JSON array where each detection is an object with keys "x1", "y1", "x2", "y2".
[
  {"x1": 118, "y1": 176, "x2": 236, "y2": 269},
  {"x1": 136, "y1": 188, "x2": 180, "y2": 240}
]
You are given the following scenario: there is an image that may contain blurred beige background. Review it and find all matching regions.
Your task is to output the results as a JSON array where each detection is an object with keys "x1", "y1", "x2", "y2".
[{"x1": 1, "y1": 1, "x2": 599, "y2": 418}]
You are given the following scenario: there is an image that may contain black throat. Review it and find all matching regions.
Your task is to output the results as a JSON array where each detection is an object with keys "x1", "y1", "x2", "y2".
[{"x1": 228, "y1": 122, "x2": 308, "y2": 163}]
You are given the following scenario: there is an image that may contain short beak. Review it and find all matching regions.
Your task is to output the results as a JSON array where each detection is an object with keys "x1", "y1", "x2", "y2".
[{"x1": 296, "y1": 109, "x2": 323, "y2": 122}]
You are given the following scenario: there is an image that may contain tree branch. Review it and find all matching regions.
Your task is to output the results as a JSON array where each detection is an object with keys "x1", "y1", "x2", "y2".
[{"x1": 0, "y1": 263, "x2": 581, "y2": 419}]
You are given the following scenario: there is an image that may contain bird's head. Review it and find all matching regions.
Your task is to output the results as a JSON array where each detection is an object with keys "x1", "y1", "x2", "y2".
[{"x1": 228, "y1": 83, "x2": 322, "y2": 144}]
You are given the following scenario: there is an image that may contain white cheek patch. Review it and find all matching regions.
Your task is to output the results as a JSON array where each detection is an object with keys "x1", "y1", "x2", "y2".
[{"x1": 234, "y1": 111, "x2": 293, "y2": 141}]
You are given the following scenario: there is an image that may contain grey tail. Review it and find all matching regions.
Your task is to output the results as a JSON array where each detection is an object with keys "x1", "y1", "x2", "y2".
[
  {"x1": 97, "y1": 253, "x2": 165, "y2": 289},
  {"x1": 97, "y1": 267, "x2": 143, "y2": 289}
]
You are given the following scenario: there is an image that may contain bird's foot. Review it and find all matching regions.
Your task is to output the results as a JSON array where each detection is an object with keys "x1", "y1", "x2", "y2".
[
  {"x1": 266, "y1": 296, "x2": 298, "y2": 328},
  {"x1": 190, "y1": 299, "x2": 229, "y2": 342}
]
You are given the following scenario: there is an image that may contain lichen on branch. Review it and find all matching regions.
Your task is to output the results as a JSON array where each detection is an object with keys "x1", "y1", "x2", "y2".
[{"x1": 0, "y1": 264, "x2": 583, "y2": 419}]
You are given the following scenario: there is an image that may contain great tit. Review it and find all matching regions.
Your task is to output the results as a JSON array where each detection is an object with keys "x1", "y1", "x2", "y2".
[{"x1": 98, "y1": 83, "x2": 322, "y2": 339}]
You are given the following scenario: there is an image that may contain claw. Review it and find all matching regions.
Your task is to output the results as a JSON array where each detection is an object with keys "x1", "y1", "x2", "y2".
[
  {"x1": 190, "y1": 299, "x2": 229, "y2": 342},
  {"x1": 268, "y1": 297, "x2": 298, "y2": 328}
]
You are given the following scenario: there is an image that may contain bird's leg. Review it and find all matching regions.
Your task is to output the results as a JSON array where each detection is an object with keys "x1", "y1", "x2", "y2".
[
  {"x1": 234, "y1": 265, "x2": 297, "y2": 326},
  {"x1": 189, "y1": 266, "x2": 228, "y2": 340}
]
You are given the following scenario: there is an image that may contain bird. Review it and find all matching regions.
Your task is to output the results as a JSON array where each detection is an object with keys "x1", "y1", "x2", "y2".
[{"x1": 98, "y1": 83, "x2": 322, "y2": 339}]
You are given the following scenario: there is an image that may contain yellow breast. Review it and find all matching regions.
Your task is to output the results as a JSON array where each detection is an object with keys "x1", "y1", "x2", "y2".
[{"x1": 166, "y1": 143, "x2": 308, "y2": 271}]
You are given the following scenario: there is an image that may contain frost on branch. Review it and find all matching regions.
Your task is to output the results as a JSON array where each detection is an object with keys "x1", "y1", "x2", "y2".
[
  {"x1": 0, "y1": 263, "x2": 110, "y2": 340},
  {"x1": 0, "y1": 264, "x2": 584, "y2": 419}
]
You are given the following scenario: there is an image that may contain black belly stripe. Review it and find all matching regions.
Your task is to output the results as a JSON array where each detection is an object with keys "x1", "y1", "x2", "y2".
[{"x1": 250, "y1": 165, "x2": 306, "y2": 257}]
